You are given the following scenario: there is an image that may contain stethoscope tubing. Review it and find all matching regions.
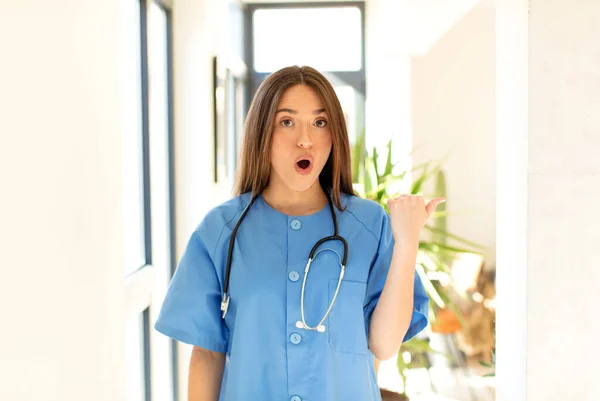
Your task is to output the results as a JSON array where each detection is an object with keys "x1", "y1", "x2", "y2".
[{"x1": 221, "y1": 190, "x2": 348, "y2": 329}]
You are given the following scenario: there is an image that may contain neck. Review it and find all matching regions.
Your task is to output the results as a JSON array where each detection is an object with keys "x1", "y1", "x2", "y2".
[{"x1": 262, "y1": 180, "x2": 328, "y2": 216}]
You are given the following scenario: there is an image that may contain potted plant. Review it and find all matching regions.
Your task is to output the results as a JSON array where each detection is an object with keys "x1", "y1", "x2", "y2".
[
  {"x1": 351, "y1": 132, "x2": 485, "y2": 321},
  {"x1": 352, "y1": 131, "x2": 487, "y2": 399}
]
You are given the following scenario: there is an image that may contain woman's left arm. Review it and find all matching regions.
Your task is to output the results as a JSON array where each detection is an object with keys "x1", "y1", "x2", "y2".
[{"x1": 368, "y1": 194, "x2": 445, "y2": 361}]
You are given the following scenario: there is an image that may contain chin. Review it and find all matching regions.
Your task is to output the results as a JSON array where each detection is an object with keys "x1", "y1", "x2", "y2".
[
  {"x1": 285, "y1": 180, "x2": 319, "y2": 193},
  {"x1": 282, "y1": 174, "x2": 321, "y2": 193}
]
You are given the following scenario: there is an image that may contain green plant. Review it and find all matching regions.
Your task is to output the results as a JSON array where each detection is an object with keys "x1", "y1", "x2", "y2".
[
  {"x1": 352, "y1": 133, "x2": 485, "y2": 312},
  {"x1": 351, "y1": 131, "x2": 487, "y2": 396},
  {"x1": 396, "y1": 337, "x2": 451, "y2": 395}
]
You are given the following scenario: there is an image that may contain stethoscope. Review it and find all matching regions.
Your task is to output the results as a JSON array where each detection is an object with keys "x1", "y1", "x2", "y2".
[{"x1": 220, "y1": 190, "x2": 348, "y2": 333}]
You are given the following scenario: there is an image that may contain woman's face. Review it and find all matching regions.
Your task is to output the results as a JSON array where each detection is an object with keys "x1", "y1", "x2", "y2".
[{"x1": 269, "y1": 84, "x2": 333, "y2": 193}]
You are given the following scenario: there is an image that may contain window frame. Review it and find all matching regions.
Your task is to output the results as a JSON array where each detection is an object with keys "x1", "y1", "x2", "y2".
[
  {"x1": 243, "y1": 1, "x2": 366, "y2": 104},
  {"x1": 124, "y1": 1, "x2": 177, "y2": 401}
]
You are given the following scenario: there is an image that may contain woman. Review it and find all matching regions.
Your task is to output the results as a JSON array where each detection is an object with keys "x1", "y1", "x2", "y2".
[{"x1": 155, "y1": 66, "x2": 443, "y2": 401}]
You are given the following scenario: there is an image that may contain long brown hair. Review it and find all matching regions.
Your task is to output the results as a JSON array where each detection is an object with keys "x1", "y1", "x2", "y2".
[{"x1": 233, "y1": 65, "x2": 356, "y2": 210}]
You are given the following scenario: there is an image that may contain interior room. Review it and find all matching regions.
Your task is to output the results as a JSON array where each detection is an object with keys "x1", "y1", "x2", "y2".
[{"x1": 2, "y1": 0, "x2": 599, "y2": 400}]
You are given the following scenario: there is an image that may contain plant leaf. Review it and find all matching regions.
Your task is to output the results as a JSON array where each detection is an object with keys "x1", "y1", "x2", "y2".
[
  {"x1": 364, "y1": 156, "x2": 376, "y2": 195},
  {"x1": 410, "y1": 163, "x2": 430, "y2": 194},
  {"x1": 418, "y1": 244, "x2": 453, "y2": 274},
  {"x1": 351, "y1": 128, "x2": 366, "y2": 184},
  {"x1": 401, "y1": 338, "x2": 453, "y2": 360},
  {"x1": 384, "y1": 139, "x2": 393, "y2": 176},
  {"x1": 426, "y1": 241, "x2": 484, "y2": 255},
  {"x1": 372, "y1": 145, "x2": 380, "y2": 181},
  {"x1": 416, "y1": 264, "x2": 446, "y2": 308},
  {"x1": 423, "y1": 225, "x2": 487, "y2": 250}
]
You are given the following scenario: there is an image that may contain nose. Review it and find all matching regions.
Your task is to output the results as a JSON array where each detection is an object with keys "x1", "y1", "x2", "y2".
[{"x1": 297, "y1": 125, "x2": 313, "y2": 149}]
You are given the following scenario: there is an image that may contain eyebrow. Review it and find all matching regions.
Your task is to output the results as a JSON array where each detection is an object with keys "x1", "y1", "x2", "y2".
[{"x1": 275, "y1": 108, "x2": 326, "y2": 115}]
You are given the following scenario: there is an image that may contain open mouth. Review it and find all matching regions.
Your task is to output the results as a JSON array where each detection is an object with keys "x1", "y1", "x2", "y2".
[
  {"x1": 294, "y1": 155, "x2": 314, "y2": 175},
  {"x1": 296, "y1": 159, "x2": 311, "y2": 170}
]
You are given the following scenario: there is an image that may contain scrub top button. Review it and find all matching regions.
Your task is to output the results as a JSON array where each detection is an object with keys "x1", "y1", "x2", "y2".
[
  {"x1": 291, "y1": 396, "x2": 302, "y2": 401},
  {"x1": 290, "y1": 333, "x2": 302, "y2": 345},
  {"x1": 290, "y1": 219, "x2": 302, "y2": 230},
  {"x1": 288, "y1": 271, "x2": 300, "y2": 282}
]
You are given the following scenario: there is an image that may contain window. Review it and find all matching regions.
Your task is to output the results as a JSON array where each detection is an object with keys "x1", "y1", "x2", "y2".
[
  {"x1": 245, "y1": 2, "x2": 366, "y2": 145},
  {"x1": 252, "y1": 7, "x2": 362, "y2": 72},
  {"x1": 123, "y1": 1, "x2": 176, "y2": 401}
]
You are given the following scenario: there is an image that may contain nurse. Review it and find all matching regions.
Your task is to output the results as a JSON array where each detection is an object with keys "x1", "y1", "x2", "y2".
[{"x1": 154, "y1": 65, "x2": 444, "y2": 401}]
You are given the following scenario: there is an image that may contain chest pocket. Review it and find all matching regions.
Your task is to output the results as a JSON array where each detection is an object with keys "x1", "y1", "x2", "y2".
[{"x1": 327, "y1": 278, "x2": 368, "y2": 355}]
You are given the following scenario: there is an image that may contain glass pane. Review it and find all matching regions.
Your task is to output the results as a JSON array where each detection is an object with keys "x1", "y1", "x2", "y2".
[
  {"x1": 253, "y1": 7, "x2": 362, "y2": 72},
  {"x1": 148, "y1": 1, "x2": 171, "y2": 281},
  {"x1": 334, "y1": 85, "x2": 359, "y2": 144},
  {"x1": 319, "y1": 72, "x2": 365, "y2": 147},
  {"x1": 122, "y1": 0, "x2": 146, "y2": 275},
  {"x1": 125, "y1": 313, "x2": 145, "y2": 401}
]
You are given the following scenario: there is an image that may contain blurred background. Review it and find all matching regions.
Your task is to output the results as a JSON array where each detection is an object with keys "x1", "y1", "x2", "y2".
[{"x1": 1, "y1": 0, "x2": 599, "y2": 401}]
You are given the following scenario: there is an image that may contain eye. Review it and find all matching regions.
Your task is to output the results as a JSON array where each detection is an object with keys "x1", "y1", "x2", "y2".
[
  {"x1": 314, "y1": 119, "x2": 328, "y2": 128},
  {"x1": 280, "y1": 119, "x2": 294, "y2": 128}
]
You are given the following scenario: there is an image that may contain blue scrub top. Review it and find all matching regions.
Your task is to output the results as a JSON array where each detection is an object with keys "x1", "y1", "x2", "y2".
[{"x1": 155, "y1": 192, "x2": 429, "y2": 401}]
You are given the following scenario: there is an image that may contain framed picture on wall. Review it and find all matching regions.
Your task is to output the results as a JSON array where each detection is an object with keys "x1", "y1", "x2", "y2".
[{"x1": 213, "y1": 55, "x2": 248, "y2": 184}]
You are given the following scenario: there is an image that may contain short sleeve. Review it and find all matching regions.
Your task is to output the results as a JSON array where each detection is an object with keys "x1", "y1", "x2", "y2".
[
  {"x1": 363, "y1": 211, "x2": 429, "y2": 343},
  {"x1": 154, "y1": 230, "x2": 228, "y2": 353}
]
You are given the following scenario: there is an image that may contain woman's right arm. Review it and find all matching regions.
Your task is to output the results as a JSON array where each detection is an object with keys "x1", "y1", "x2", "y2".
[{"x1": 188, "y1": 346, "x2": 225, "y2": 401}]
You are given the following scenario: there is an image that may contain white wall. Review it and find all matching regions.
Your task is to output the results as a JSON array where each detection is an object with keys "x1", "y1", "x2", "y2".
[
  {"x1": 496, "y1": 0, "x2": 600, "y2": 400},
  {"x1": 526, "y1": 0, "x2": 600, "y2": 399},
  {"x1": 403, "y1": 0, "x2": 485, "y2": 55},
  {"x1": 170, "y1": 0, "x2": 218, "y2": 397},
  {"x1": 0, "y1": 0, "x2": 233, "y2": 399},
  {"x1": 366, "y1": 0, "x2": 496, "y2": 264},
  {"x1": 172, "y1": 0, "x2": 220, "y2": 238},
  {"x1": 411, "y1": 1, "x2": 496, "y2": 264},
  {"x1": 170, "y1": 0, "x2": 242, "y2": 397},
  {"x1": 0, "y1": 1, "x2": 126, "y2": 400}
]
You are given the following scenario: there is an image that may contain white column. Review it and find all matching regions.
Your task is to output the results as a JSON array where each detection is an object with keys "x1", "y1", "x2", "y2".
[
  {"x1": 495, "y1": 0, "x2": 528, "y2": 399},
  {"x1": 172, "y1": 0, "x2": 233, "y2": 397},
  {"x1": 496, "y1": 1, "x2": 600, "y2": 400}
]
